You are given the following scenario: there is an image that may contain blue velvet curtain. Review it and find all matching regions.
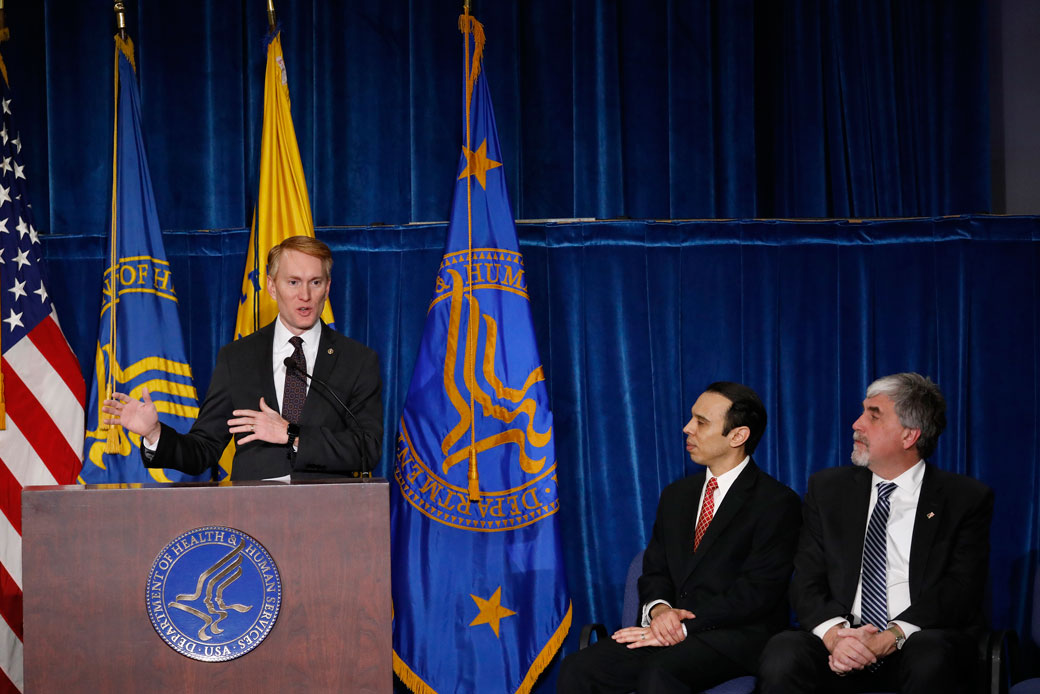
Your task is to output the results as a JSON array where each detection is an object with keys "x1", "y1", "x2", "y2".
[
  {"x1": 40, "y1": 217, "x2": 1040, "y2": 689},
  {"x1": 4, "y1": 0, "x2": 987, "y2": 235},
  {"x1": 8, "y1": 0, "x2": 1026, "y2": 689}
]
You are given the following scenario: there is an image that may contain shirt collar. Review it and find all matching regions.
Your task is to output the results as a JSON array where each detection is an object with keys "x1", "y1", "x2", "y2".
[
  {"x1": 873, "y1": 458, "x2": 925, "y2": 494},
  {"x1": 709, "y1": 455, "x2": 750, "y2": 488},
  {"x1": 273, "y1": 316, "x2": 322, "y2": 349}
]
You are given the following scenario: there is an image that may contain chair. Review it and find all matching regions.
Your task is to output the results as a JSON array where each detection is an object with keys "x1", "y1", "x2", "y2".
[
  {"x1": 1010, "y1": 568, "x2": 1040, "y2": 693},
  {"x1": 578, "y1": 550, "x2": 755, "y2": 694}
]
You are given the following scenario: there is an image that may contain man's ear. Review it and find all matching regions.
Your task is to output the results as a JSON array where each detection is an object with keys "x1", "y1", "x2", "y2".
[
  {"x1": 729, "y1": 425, "x2": 750, "y2": 449},
  {"x1": 266, "y1": 272, "x2": 276, "y2": 300},
  {"x1": 901, "y1": 427, "x2": 922, "y2": 451}
]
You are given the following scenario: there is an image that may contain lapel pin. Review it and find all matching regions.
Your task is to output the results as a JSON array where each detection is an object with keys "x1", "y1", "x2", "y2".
[
  {"x1": 327, "y1": 348, "x2": 334, "y2": 355},
  {"x1": 926, "y1": 512, "x2": 935, "y2": 519}
]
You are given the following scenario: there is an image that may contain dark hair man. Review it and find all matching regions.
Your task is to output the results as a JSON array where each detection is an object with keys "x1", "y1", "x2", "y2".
[
  {"x1": 104, "y1": 235, "x2": 382, "y2": 480},
  {"x1": 759, "y1": 373, "x2": 994, "y2": 694},
  {"x1": 558, "y1": 382, "x2": 801, "y2": 693}
]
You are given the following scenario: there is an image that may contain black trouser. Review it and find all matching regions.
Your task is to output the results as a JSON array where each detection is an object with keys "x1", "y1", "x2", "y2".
[
  {"x1": 758, "y1": 628, "x2": 977, "y2": 694},
  {"x1": 557, "y1": 632, "x2": 747, "y2": 694}
]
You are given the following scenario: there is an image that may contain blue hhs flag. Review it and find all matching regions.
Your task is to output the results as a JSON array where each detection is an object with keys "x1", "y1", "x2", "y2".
[
  {"x1": 391, "y1": 14, "x2": 570, "y2": 694},
  {"x1": 81, "y1": 38, "x2": 209, "y2": 483}
]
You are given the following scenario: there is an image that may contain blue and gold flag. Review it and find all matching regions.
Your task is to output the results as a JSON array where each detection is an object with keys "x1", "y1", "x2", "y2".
[
  {"x1": 390, "y1": 13, "x2": 570, "y2": 694},
  {"x1": 217, "y1": 28, "x2": 334, "y2": 478},
  {"x1": 81, "y1": 37, "x2": 211, "y2": 483}
]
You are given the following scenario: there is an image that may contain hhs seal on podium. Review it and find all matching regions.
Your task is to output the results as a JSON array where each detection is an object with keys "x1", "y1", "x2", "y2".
[{"x1": 146, "y1": 526, "x2": 282, "y2": 661}]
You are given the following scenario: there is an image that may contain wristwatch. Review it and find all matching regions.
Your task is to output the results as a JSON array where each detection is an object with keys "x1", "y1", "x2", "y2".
[
  {"x1": 285, "y1": 422, "x2": 300, "y2": 450},
  {"x1": 886, "y1": 624, "x2": 906, "y2": 650}
]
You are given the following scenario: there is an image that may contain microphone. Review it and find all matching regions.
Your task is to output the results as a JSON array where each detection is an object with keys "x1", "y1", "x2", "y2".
[{"x1": 283, "y1": 357, "x2": 368, "y2": 476}]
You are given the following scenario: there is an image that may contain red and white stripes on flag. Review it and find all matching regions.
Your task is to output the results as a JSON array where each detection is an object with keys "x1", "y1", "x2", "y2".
[
  {"x1": 0, "y1": 51, "x2": 86, "y2": 693},
  {"x1": 0, "y1": 315, "x2": 84, "y2": 693}
]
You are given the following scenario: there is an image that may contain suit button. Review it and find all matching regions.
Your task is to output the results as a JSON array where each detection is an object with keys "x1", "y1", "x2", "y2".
[{"x1": 679, "y1": 591, "x2": 687, "y2": 599}]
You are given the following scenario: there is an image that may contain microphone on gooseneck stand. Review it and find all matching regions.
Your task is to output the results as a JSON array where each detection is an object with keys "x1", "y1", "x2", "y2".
[{"x1": 283, "y1": 357, "x2": 368, "y2": 476}]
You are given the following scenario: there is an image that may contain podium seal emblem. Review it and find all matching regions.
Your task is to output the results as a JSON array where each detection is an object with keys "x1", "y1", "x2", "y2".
[{"x1": 146, "y1": 526, "x2": 282, "y2": 662}]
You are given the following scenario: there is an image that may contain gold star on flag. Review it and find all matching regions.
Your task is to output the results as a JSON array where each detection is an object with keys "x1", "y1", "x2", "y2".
[
  {"x1": 468, "y1": 586, "x2": 516, "y2": 638},
  {"x1": 458, "y1": 138, "x2": 502, "y2": 190}
]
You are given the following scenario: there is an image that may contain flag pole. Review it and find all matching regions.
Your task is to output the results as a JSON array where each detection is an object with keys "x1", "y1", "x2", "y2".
[
  {"x1": 460, "y1": 1, "x2": 481, "y2": 501},
  {"x1": 0, "y1": 0, "x2": 6, "y2": 429},
  {"x1": 256, "y1": 0, "x2": 279, "y2": 336},
  {"x1": 106, "y1": 1, "x2": 132, "y2": 452}
]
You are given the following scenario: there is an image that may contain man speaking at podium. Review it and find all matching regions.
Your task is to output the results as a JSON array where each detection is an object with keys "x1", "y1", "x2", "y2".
[{"x1": 104, "y1": 236, "x2": 383, "y2": 481}]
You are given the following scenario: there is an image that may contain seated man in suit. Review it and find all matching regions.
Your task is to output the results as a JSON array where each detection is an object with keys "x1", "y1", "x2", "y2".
[
  {"x1": 557, "y1": 382, "x2": 801, "y2": 694},
  {"x1": 759, "y1": 372, "x2": 994, "y2": 694},
  {"x1": 103, "y1": 235, "x2": 382, "y2": 480}
]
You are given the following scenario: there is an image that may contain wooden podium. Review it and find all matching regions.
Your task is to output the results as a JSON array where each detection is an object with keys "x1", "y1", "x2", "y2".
[{"x1": 21, "y1": 479, "x2": 391, "y2": 692}]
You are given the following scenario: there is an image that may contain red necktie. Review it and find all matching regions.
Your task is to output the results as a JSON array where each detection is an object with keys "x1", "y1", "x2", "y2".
[{"x1": 693, "y1": 477, "x2": 718, "y2": 551}]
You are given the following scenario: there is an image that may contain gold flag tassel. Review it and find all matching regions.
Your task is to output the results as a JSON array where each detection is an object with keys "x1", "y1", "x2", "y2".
[{"x1": 105, "y1": 4, "x2": 135, "y2": 453}]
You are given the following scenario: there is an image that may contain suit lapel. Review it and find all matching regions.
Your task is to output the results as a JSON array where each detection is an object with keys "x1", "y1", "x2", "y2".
[
  {"x1": 258, "y1": 321, "x2": 278, "y2": 411},
  {"x1": 685, "y1": 461, "x2": 758, "y2": 578},
  {"x1": 301, "y1": 322, "x2": 341, "y2": 418},
  {"x1": 675, "y1": 471, "x2": 707, "y2": 579},
  {"x1": 839, "y1": 468, "x2": 873, "y2": 604},
  {"x1": 908, "y1": 462, "x2": 943, "y2": 598}
]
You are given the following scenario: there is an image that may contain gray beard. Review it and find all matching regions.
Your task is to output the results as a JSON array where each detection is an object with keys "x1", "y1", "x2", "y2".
[{"x1": 851, "y1": 449, "x2": 869, "y2": 467}]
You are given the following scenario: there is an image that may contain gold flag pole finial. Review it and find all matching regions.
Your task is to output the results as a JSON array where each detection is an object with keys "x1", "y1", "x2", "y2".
[
  {"x1": 267, "y1": 0, "x2": 277, "y2": 34},
  {"x1": 114, "y1": 2, "x2": 127, "y2": 41}
]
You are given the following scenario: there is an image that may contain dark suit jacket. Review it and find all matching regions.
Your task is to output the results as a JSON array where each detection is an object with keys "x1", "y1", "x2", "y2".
[
  {"x1": 638, "y1": 459, "x2": 802, "y2": 673},
  {"x1": 144, "y1": 320, "x2": 383, "y2": 481},
  {"x1": 792, "y1": 462, "x2": 994, "y2": 633}
]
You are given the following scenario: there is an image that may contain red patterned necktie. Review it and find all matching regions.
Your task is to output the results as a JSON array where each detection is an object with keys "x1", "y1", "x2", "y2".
[
  {"x1": 282, "y1": 336, "x2": 307, "y2": 424},
  {"x1": 693, "y1": 477, "x2": 718, "y2": 551}
]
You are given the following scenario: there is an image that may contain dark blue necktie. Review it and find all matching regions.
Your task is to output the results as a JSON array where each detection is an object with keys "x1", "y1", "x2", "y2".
[{"x1": 860, "y1": 481, "x2": 898, "y2": 630}]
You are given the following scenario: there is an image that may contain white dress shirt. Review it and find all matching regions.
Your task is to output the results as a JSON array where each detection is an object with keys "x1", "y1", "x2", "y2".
[
  {"x1": 641, "y1": 456, "x2": 751, "y2": 628},
  {"x1": 812, "y1": 460, "x2": 924, "y2": 641},
  {"x1": 272, "y1": 317, "x2": 321, "y2": 408}
]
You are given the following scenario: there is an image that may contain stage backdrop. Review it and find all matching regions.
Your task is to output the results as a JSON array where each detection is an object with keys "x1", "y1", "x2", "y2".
[
  {"x1": 41, "y1": 216, "x2": 1040, "y2": 688},
  {"x1": 3, "y1": 0, "x2": 987, "y2": 235},
  {"x1": 8, "y1": 0, "x2": 1027, "y2": 688}
]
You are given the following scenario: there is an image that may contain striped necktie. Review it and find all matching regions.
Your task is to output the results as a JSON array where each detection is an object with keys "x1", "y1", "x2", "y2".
[{"x1": 860, "y1": 481, "x2": 898, "y2": 630}]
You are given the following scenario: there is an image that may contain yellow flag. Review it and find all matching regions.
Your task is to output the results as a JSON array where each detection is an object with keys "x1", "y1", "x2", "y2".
[{"x1": 221, "y1": 31, "x2": 334, "y2": 477}]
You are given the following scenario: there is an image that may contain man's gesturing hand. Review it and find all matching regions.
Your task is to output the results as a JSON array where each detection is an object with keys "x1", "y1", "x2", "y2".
[{"x1": 103, "y1": 388, "x2": 161, "y2": 444}]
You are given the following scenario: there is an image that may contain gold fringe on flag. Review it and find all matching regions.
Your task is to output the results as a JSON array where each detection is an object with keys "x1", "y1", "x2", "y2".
[{"x1": 392, "y1": 603, "x2": 572, "y2": 694}]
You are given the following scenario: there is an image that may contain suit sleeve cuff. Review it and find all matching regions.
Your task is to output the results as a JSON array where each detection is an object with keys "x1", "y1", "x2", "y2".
[
  {"x1": 812, "y1": 617, "x2": 849, "y2": 641},
  {"x1": 641, "y1": 600, "x2": 670, "y2": 627},
  {"x1": 141, "y1": 430, "x2": 160, "y2": 452},
  {"x1": 890, "y1": 620, "x2": 919, "y2": 639},
  {"x1": 140, "y1": 429, "x2": 161, "y2": 461}
]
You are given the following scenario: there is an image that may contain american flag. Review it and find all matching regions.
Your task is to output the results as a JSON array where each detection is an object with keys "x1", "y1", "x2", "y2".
[{"x1": 0, "y1": 60, "x2": 85, "y2": 693}]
